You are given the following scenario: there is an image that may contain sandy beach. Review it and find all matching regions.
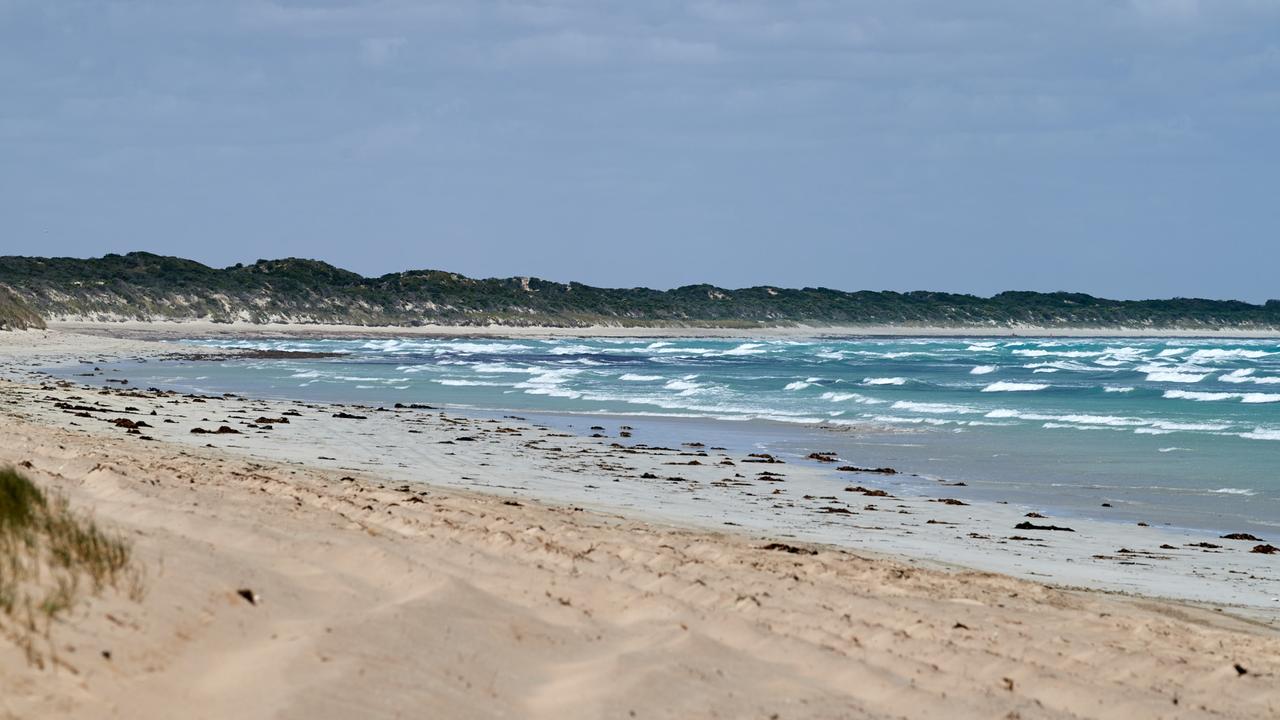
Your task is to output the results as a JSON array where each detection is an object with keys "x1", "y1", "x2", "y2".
[{"x1": 2, "y1": 327, "x2": 1278, "y2": 718}]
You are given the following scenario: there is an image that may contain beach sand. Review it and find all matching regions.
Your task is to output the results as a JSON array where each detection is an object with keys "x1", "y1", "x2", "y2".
[{"x1": 2, "y1": 328, "x2": 1278, "y2": 718}]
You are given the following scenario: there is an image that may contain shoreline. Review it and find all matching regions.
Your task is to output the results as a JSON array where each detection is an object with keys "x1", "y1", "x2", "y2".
[
  {"x1": 7, "y1": 327, "x2": 1279, "y2": 613},
  {"x1": 45, "y1": 327, "x2": 1280, "y2": 542},
  {"x1": 48, "y1": 319, "x2": 1280, "y2": 340},
  {"x1": 3, "y1": 327, "x2": 1280, "y2": 717}
]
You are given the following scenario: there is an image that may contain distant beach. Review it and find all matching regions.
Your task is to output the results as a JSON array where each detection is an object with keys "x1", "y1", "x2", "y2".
[{"x1": 49, "y1": 319, "x2": 1280, "y2": 339}]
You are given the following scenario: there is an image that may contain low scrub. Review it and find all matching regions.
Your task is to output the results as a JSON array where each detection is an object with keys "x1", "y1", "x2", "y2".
[{"x1": 2, "y1": 252, "x2": 1278, "y2": 328}]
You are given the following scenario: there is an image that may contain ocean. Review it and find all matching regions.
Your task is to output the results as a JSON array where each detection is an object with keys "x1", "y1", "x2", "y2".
[{"x1": 63, "y1": 335, "x2": 1280, "y2": 536}]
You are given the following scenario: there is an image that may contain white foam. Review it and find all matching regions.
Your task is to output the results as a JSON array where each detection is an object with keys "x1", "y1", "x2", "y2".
[
  {"x1": 1220, "y1": 369, "x2": 1280, "y2": 385},
  {"x1": 521, "y1": 387, "x2": 583, "y2": 399},
  {"x1": 649, "y1": 346, "x2": 715, "y2": 355},
  {"x1": 720, "y1": 343, "x2": 768, "y2": 356},
  {"x1": 871, "y1": 415, "x2": 956, "y2": 426},
  {"x1": 1241, "y1": 428, "x2": 1280, "y2": 441},
  {"x1": 1212, "y1": 487, "x2": 1257, "y2": 496},
  {"x1": 1151, "y1": 420, "x2": 1231, "y2": 432},
  {"x1": 981, "y1": 381, "x2": 1049, "y2": 393},
  {"x1": 663, "y1": 379, "x2": 704, "y2": 395},
  {"x1": 783, "y1": 381, "x2": 811, "y2": 391},
  {"x1": 970, "y1": 365, "x2": 998, "y2": 375},
  {"x1": 1219, "y1": 369, "x2": 1256, "y2": 383},
  {"x1": 1187, "y1": 348, "x2": 1273, "y2": 363},
  {"x1": 820, "y1": 391, "x2": 883, "y2": 405},
  {"x1": 852, "y1": 351, "x2": 932, "y2": 360},
  {"x1": 1012, "y1": 349, "x2": 1103, "y2": 358},
  {"x1": 862, "y1": 377, "x2": 907, "y2": 386},
  {"x1": 891, "y1": 401, "x2": 981, "y2": 415},
  {"x1": 1045, "y1": 422, "x2": 1116, "y2": 431},
  {"x1": 548, "y1": 344, "x2": 597, "y2": 355},
  {"x1": 619, "y1": 373, "x2": 663, "y2": 382},
  {"x1": 1242, "y1": 393, "x2": 1280, "y2": 404},
  {"x1": 436, "y1": 379, "x2": 507, "y2": 387},
  {"x1": 1099, "y1": 346, "x2": 1147, "y2": 361},
  {"x1": 1163, "y1": 390, "x2": 1235, "y2": 402},
  {"x1": 1157, "y1": 348, "x2": 1189, "y2": 357},
  {"x1": 1056, "y1": 414, "x2": 1147, "y2": 427},
  {"x1": 473, "y1": 363, "x2": 537, "y2": 374},
  {"x1": 1104, "y1": 386, "x2": 1135, "y2": 393},
  {"x1": 1024, "y1": 360, "x2": 1097, "y2": 372},
  {"x1": 1164, "y1": 389, "x2": 1280, "y2": 404},
  {"x1": 984, "y1": 409, "x2": 1149, "y2": 427},
  {"x1": 513, "y1": 368, "x2": 582, "y2": 396},
  {"x1": 430, "y1": 341, "x2": 532, "y2": 354},
  {"x1": 1145, "y1": 371, "x2": 1210, "y2": 383}
]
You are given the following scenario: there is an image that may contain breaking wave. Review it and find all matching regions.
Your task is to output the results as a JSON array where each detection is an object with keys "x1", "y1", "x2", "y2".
[
  {"x1": 981, "y1": 382, "x2": 1049, "y2": 393},
  {"x1": 1144, "y1": 371, "x2": 1210, "y2": 383}
]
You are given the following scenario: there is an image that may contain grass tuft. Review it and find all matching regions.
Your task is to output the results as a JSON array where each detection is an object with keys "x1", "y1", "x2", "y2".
[
  {"x1": 0, "y1": 466, "x2": 46, "y2": 534},
  {"x1": 0, "y1": 467, "x2": 143, "y2": 666}
]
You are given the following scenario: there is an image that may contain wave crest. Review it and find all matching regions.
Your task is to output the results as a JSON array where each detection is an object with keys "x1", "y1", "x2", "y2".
[{"x1": 981, "y1": 381, "x2": 1049, "y2": 393}]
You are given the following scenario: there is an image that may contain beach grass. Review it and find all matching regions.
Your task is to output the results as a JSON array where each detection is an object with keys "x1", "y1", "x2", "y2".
[{"x1": 0, "y1": 466, "x2": 142, "y2": 665}]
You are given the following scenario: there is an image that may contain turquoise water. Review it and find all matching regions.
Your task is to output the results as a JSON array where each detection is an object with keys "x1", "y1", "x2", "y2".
[{"x1": 65, "y1": 336, "x2": 1280, "y2": 534}]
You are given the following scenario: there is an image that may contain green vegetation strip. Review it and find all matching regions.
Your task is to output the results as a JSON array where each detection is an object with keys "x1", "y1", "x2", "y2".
[{"x1": 2, "y1": 251, "x2": 1278, "y2": 328}]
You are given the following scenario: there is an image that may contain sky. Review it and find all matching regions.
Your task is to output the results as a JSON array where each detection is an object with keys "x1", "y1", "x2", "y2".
[{"x1": 2, "y1": 1, "x2": 1278, "y2": 301}]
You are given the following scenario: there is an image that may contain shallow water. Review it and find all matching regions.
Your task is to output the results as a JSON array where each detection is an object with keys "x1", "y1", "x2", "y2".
[{"x1": 61, "y1": 335, "x2": 1280, "y2": 535}]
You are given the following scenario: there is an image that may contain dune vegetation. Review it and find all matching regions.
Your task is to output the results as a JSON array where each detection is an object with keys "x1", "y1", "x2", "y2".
[
  {"x1": 0, "y1": 287, "x2": 45, "y2": 331},
  {"x1": 0, "y1": 466, "x2": 142, "y2": 667},
  {"x1": 1, "y1": 251, "x2": 1278, "y2": 329}
]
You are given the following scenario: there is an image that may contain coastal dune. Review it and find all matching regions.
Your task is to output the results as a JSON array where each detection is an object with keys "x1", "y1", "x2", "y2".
[{"x1": 0, "y1": 328, "x2": 1278, "y2": 718}]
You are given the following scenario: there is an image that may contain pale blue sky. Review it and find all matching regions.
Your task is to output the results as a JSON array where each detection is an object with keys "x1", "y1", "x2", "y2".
[{"x1": 2, "y1": 1, "x2": 1277, "y2": 300}]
